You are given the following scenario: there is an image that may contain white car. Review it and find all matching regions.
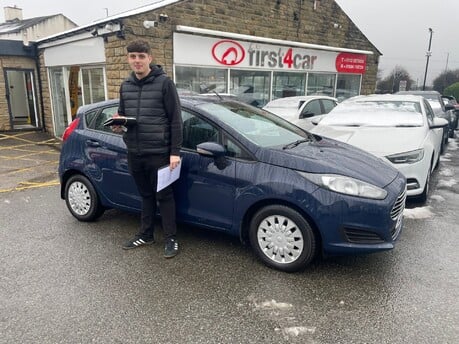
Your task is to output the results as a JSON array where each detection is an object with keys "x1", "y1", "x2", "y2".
[
  {"x1": 310, "y1": 94, "x2": 448, "y2": 203},
  {"x1": 263, "y1": 96, "x2": 338, "y2": 129}
]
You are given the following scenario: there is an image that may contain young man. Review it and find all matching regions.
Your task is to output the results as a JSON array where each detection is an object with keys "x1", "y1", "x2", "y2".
[{"x1": 116, "y1": 39, "x2": 182, "y2": 258}]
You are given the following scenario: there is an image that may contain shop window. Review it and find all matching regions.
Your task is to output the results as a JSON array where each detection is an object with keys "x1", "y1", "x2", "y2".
[
  {"x1": 175, "y1": 66, "x2": 227, "y2": 94},
  {"x1": 230, "y1": 70, "x2": 271, "y2": 108},
  {"x1": 336, "y1": 74, "x2": 361, "y2": 102},
  {"x1": 81, "y1": 67, "x2": 106, "y2": 105},
  {"x1": 307, "y1": 73, "x2": 336, "y2": 97},
  {"x1": 272, "y1": 72, "x2": 306, "y2": 99}
]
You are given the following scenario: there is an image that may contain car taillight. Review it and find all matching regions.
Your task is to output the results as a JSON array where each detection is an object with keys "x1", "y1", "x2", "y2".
[{"x1": 62, "y1": 117, "x2": 80, "y2": 141}]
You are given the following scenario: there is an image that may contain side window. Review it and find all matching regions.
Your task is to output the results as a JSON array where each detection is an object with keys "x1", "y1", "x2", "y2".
[
  {"x1": 84, "y1": 110, "x2": 98, "y2": 128},
  {"x1": 300, "y1": 100, "x2": 321, "y2": 118},
  {"x1": 322, "y1": 99, "x2": 337, "y2": 114},
  {"x1": 92, "y1": 106, "x2": 119, "y2": 133},
  {"x1": 423, "y1": 99, "x2": 435, "y2": 124},
  {"x1": 223, "y1": 134, "x2": 252, "y2": 160},
  {"x1": 181, "y1": 110, "x2": 219, "y2": 150}
]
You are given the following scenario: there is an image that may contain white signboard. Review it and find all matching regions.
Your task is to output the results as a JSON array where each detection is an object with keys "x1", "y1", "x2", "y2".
[{"x1": 173, "y1": 33, "x2": 367, "y2": 74}]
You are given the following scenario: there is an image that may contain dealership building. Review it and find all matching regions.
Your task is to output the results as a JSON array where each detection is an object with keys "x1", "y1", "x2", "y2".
[{"x1": 3, "y1": 0, "x2": 382, "y2": 137}]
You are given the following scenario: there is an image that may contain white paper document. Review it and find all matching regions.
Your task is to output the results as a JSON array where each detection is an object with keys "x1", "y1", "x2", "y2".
[{"x1": 156, "y1": 163, "x2": 181, "y2": 192}]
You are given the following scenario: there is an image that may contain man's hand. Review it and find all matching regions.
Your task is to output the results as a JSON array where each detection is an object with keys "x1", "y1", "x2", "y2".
[
  {"x1": 111, "y1": 113, "x2": 124, "y2": 133},
  {"x1": 170, "y1": 155, "x2": 180, "y2": 170}
]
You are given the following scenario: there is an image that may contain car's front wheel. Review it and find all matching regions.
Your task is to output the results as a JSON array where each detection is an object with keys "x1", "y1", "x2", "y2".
[
  {"x1": 417, "y1": 163, "x2": 432, "y2": 204},
  {"x1": 65, "y1": 174, "x2": 104, "y2": 221},
  {"x1": 249, "y1": 205, "x2": 317, "y2": 272}
]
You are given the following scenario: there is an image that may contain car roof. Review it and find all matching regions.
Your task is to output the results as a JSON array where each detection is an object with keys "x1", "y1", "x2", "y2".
[
  {"x1": 76, "y1": 95, "x2": 244, "y2": 115},
  {"x1": 344, "y1": 94, "x2": 425, "y2": 103},
  {"x1": 264, "y1": 95, "x2": 337, "y2": 108},
  {"x1": 396, "y1": 90, "x2": 440, "y2": 96}
]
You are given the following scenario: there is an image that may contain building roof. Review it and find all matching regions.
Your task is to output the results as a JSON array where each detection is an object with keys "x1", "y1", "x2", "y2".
[
  {"x1": 0, "y1": 15, "x2": 67, "y2": 34},
  {"x1": 37, "y1": 0, "x2": 182, "y2": 43}
]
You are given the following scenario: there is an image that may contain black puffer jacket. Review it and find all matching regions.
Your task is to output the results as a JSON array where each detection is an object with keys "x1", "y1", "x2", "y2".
[{"x1": 118, "y1": 65, "x2": 182, "y2": 156}]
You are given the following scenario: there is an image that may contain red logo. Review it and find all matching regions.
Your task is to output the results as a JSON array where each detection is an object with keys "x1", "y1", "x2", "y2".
[{"x1": 212, "y1": 40, "x2": 245, "y2": 66}]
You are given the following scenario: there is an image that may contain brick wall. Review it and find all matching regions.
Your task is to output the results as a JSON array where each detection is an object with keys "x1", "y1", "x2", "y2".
[
  {"x1": 37, "y1": 51, "x2": 53, "y2": 134},
  {"x1": 105, "y1": 0, "x2": 379, "y2": 99},
  {"x1": 40, "y1": 0, "x2": 380, "y2": 136},
  {"x1": 0, "y1": 56, "x2": 39, "y2": 131}
]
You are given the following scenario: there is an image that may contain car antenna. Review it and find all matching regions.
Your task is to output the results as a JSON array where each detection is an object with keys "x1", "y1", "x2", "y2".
[{"x1": 213, "y1": 90, "x2": 223, "y2": 100}]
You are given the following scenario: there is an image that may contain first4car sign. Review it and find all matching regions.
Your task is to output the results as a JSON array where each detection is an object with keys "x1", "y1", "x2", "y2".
[{"x1": 174, "y1": 33, "x2": 367, "y2": 74}]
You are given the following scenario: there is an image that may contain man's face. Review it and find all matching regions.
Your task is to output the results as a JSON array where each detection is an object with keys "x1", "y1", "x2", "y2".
[{"x1": 127, "y1": 52, "x2": 153, "y2": 78}]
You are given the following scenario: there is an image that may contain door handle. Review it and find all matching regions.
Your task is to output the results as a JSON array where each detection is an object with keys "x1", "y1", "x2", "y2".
[{"x1": 85, "y1": 139, "x2": 100, "y2": 147}]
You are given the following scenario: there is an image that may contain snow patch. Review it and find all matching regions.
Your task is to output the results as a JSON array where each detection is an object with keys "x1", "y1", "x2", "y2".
[
  {"x1": 403, "y1": 206, "x2": 434, "y2": 219},
  {"x1": 282, "y1": 326, "x2": 316, "y2": 337},
  {"x1": 437, "y1": 179, "x2": 457, "y2": 188},
  {"x1": 440, "y1": 157, "x2": 451, "y2": 162},
  {"x1": 446, "y1": 140, "x2": 458, "y2": 151},
  {"x1": 429, "y1": 194, "x2": 445, "y2": 202},
  {"x1": 439, "y1": 168, "x2": 454, "y2": 177},
  {"x1": 256, "y1": 300, "x2": 293, "y2": 310}
]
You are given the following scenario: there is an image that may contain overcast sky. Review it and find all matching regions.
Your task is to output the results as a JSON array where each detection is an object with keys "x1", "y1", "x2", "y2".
[{"x1": 1, "y1": 0, "x2": 456, "y2": 86}]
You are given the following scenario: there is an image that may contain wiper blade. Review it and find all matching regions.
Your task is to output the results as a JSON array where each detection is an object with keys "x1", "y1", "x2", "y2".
[{"x1": 283, "y1": 139, "x2": 311, "y2": 150}]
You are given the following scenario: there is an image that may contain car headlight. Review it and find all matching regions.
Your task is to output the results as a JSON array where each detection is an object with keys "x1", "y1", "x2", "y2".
[
  {"x1": 385, "y1": 148, "x2": 424, "y2": 164},
  {"x1": 298, "y1": 172, "x2": 387, "y2": 200}
]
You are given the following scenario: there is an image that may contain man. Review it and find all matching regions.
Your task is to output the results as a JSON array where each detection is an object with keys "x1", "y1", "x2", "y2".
[{"x1": 116, "y1": 39, "x2": 182, "y2": 258}]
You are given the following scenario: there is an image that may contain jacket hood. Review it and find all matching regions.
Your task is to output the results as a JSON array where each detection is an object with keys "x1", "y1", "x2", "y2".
[{"x1": 255, "y1": 136, "x2": 399, "y2": 188}]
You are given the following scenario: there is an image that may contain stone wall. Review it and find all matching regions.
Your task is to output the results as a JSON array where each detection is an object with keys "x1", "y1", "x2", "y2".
[
  {"x1": 37, "y1": 51, "x2": 53, "y2": 134},
  {"x1": 39, "y1": 0, "x2": 380, "y2": 136},
  {"x1": 0, "y1": 57, "x2": 39, "y2": 131},
  {"x1": 105, "y1": 0, "x2": 380, "y2": 99}
]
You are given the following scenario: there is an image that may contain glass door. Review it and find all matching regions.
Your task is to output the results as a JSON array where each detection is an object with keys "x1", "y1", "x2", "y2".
[{"x1": 49, "y1": 67, "x2": 70, "y2": 137}]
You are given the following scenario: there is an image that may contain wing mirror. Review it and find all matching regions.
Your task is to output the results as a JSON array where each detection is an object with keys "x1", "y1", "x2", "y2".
[
  {"x1": 430, "y1": 117, "x2": 449, "y2": 129},
  {"x1": 196, "y1": 142, "x2": 228, "y2": 169}
]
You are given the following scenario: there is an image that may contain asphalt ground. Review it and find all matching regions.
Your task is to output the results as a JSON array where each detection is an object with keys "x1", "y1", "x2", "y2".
[{"x1": 0, "y1": 131, "x2": 61, "y2": 193}]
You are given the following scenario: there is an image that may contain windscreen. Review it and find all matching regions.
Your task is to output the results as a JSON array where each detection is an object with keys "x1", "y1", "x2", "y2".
[{"x1": 197, "y1": 101, "x2": 309, "y2": 147}]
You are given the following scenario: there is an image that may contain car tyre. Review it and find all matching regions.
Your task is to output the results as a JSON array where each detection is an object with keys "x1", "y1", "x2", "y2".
[
  {"x1": 417, "y1": 166, "x2": 431, "y2": 204},
  {"x1": 249, "y1": 205, "x2": 317, "y2": 272},
  {"x1": 65, "y1": 174, "x2": 104, "y2": 221}
]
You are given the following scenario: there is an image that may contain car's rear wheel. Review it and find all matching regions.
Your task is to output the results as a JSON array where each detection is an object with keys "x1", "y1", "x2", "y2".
[
  {"x1": 65, "y1": 174, "x2": 104, "y2": 221},
  {"x1": 249, "y1": 205, "x2": 317, "y2": 272}
]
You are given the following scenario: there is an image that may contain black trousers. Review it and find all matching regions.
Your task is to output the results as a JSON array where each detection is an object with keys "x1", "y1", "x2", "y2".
[{"x1": 127, "y1": 152, "x2": 177, "y2": 240}]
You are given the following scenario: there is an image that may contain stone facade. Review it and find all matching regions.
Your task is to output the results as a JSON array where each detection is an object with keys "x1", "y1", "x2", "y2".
[
  {"x1": 39, "y1": 0, "x2": 381, "y2": 136},
  {"x1": 0, "y1": 56, "x2": 39, "y2": 131}
]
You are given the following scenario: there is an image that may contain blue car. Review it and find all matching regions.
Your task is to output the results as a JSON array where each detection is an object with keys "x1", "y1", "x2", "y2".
[{"x1": 59, "y1": 96, "x2": 406, "y2": 272}]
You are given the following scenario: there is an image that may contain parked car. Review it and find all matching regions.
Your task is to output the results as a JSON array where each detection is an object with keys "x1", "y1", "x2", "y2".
[
  {"x1": 441, "y1": 95, "x2": 459, "y2": 132},
  {"x1": 310, "y1": 94, "x2": 447, "y2": 203},
  {"x1": 59, "y1": 96, "x2": 406, "y2": 272},
  {"x1": 262, "y1": 96, "x2": 338, "y2": 130},
  {"x1": 396, "y1": 90, "x2": 456, "y2": 140}
]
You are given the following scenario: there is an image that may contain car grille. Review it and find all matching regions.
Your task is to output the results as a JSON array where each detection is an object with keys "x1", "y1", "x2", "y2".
[
  {"x1": 390, "y1": 186, "x2": 407, "y2": 220},
  {"x1": 343, "y1": 228, "x2": 385, "y2": 244}
]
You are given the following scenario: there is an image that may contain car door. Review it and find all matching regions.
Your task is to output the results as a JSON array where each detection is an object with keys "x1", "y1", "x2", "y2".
[
  {"x1": 83, "y1": 105, "x2": 140, "y2": 210},
  {"x1": 299, "y1": 99, "x2": 322, "y2": 118},
  {"x1": 175, "y1": 109, "x2": 236, "y2": 230}
]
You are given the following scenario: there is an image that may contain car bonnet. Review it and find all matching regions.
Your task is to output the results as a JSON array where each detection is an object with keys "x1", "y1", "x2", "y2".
[{"x1": 255, "y1": 136, "x2": 399, "y2": 188}]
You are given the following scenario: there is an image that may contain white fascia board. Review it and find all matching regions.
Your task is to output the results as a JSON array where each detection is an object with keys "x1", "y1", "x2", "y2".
[
  {"x1": 176, "y1": 25, "x2": 374, "y2": 55},
  {"x1": 38, "y1": 31, "x2": 94, "y2": 49}
]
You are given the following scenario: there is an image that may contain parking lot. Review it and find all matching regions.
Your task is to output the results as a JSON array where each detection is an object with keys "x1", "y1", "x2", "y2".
[
  {"x1": 0, "y1": 132, "x2": 458, "y2": 343},
  {"x1": 0, "y1": 131, "x2": 61, "y2": 193}
]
